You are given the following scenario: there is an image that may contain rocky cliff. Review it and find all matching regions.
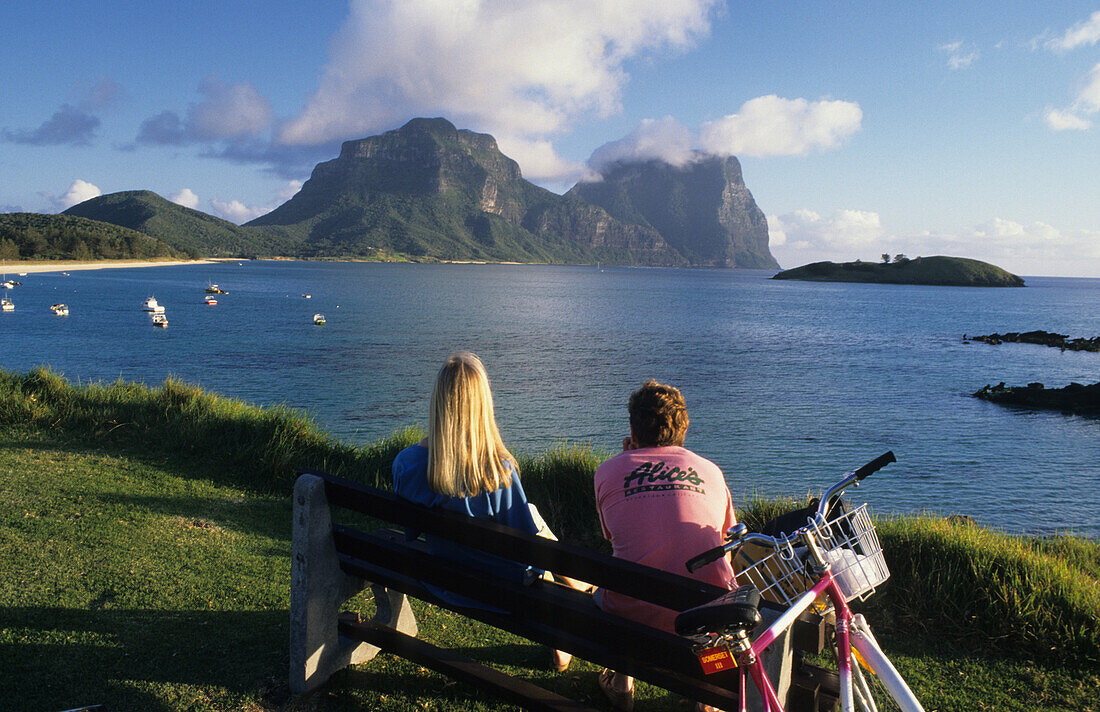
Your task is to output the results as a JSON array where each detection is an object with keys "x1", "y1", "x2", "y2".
[{"x1": 568, "y1": 153, "x2": 778, "y2": 269}]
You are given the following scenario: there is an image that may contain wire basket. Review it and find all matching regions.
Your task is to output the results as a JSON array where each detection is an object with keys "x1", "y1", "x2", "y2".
[{"x1": 733, "y1": 503, "x2": 890, "y2": 615}]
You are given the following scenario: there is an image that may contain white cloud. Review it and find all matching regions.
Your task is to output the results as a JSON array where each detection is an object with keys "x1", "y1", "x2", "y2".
[
  {"x1": 699, "y1": 95, "x2": 862, "y2": 158},
  {"x1": 495, "y1": 135, "x2": 585, "y2": 183},
  {"x1": 769, "y1": 210, "x2": 1100, "y2": 277},
  {"x1": 939, "y1": 41, "x2": 979, "y2": 70},
  {"x1": 275, "y1": 180, "x2": 304, "y2": 202},
  {"x1": 188, "y1": 76, "x2": 273, "y2": 141},
  {"x1": 210, "y1": 198, "x2": 266, "y2": 224},
  {"x1": 1047, "y1": 10, "x2": 1100, "y2": 52},
  {"x1": 1044, "y1": 107, "x2": 1091, "y2": 131},
  {"x1": 54, "y1": 179, "x2": 101, "y2": 210},
  {"x1": 169, "y1": 188, "x2": 200, "y2": 209},
  {"x1": 208, "y1": 181, "x2": 304, "y2": 224},
  {"x1": 586, "y1": 117, "x2": 696, "y2": 175},
  {"x1": 278, "y1": 0, "x2": 720, "y2": 179},
  {"x1": 768, "y1": 209, "x2": 884, "y2": 265},
  {"x1": 1045, "y1": 62, "x2": 1100, "y2": 132}
]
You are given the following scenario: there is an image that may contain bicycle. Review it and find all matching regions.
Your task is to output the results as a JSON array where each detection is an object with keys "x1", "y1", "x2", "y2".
[{"x1": 676, "y1": 452, "x2": 925, "y2": 712}]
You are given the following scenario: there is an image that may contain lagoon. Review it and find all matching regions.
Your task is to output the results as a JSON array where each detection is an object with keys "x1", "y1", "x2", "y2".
[{"x1": 4, "y1": 260, "x2": 1098, "y2": 536}]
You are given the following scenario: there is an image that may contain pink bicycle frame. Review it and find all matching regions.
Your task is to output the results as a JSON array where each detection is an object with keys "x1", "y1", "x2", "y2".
[{"x1": 735, "y1": 570, "x2": 853, "y2": 712}]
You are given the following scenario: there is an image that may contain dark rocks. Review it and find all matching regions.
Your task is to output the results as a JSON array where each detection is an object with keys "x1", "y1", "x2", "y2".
[
  {"x1": 966, "y1": 330, "x2": 1100, "y2": 352},
  {"x1": 973, "y1": 381, "x2": 1100, "y2": 415}
]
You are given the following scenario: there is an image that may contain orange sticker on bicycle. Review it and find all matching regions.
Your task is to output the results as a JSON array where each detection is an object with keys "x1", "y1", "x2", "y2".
[{"x1": 696, "y1": 645, "x2": 737, "y2": 674}]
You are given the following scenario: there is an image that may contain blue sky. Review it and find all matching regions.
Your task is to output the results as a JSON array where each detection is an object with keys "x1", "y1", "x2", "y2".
[{"x1": 2, "y1": 1, "x2": 1099, "y2": 276}]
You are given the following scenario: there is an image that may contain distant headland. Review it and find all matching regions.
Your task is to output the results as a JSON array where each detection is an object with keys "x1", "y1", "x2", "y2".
[{"x1": 772, "y1": 255, "x2": 1025, "y2": 287}]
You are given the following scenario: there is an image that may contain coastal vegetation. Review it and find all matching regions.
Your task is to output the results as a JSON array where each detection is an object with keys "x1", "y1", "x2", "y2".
[
  {"x1": 772, "y1": 255, "x2": 1025, "y2": 287},
  {"x1": 0, "y1": 212, "x2": 187, "y2": 261},
  {"x1": 1, "y1": 368, "x2": 1096, "y2": 711}
]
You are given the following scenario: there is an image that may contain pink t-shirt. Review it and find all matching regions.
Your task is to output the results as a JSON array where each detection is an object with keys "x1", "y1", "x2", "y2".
[{"x1": 594, "y1": 445, "x2": 737, "y2": 632}]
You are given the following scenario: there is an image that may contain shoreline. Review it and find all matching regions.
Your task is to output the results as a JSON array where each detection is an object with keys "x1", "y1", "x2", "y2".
[{"x1": 3, "y1": 258, "x2": 232, "y2": 275}]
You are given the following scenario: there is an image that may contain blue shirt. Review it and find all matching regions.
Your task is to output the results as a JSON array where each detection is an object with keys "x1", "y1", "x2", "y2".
[{"x1": 391, "y1": 444, "x2": 541, "y2": 608}]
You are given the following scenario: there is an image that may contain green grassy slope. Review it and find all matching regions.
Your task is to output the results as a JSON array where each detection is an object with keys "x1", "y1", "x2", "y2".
[
  {"x1": 63, "y1": 190, "x2": 298, "y2": 258},
  {"x1": 0, "y1": 369, "x2": 1096, "y2": 711}
]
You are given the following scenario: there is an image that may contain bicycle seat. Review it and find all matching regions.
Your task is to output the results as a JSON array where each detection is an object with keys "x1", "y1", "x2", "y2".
[{"x1": 675, "y1": 585, "x2": 762, "y2": 637}]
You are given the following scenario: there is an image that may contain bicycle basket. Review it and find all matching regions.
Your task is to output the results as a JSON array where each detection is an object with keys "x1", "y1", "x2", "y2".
[
  {"x1": 814, "y1": 503, "x2": 889, "y2": 602},
  {"x1": 733, "y1": 503, "x2": 889, "y2": 615}
]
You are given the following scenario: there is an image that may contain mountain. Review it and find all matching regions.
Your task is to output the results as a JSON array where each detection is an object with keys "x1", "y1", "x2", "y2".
[
  {"x1": 247, "y1": 118, "x2": 769, "y2": 267},
  {"x1": 248, "y1": 117, "x2": 677, "y2": 264},
  {"x1": 772, "y1": 256, "x2": 1025, "y2": 287},
  {"x1": 568, "y1": 153, "x2": 778, "y2": 269},
  {"x1": 0, "y1": 212, "x2": 186, "y2": 261},
  {"x1": 63, "y1": 190, "x2": 295, "y2": 257}
]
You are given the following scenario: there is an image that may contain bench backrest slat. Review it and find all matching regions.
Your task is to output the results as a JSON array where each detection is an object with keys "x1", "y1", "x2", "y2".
[
  {"x1": 309, "y1": 469, "x2": 727, "y2": 612},
  {"x1": 334, "y1": 525, "x2": 702, "y2": 674}
]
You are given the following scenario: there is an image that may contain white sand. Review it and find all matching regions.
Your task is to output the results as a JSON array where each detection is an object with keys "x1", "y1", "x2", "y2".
[{"x1": 4, "y1": 259, "x2": 231, "y2": 275}]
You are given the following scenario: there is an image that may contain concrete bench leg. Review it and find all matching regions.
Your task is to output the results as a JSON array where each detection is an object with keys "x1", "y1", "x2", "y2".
[
  {"x1": 744, "y1": 605, "x2": 793, "y2": 712},
  {"x1": 290, "y1": 474, "x2": 417, "y2": 694}
]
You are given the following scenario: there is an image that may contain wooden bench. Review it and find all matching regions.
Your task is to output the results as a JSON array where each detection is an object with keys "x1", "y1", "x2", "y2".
[{"x1": 290, "y1": 469, "x2": 838, "y2": 711}]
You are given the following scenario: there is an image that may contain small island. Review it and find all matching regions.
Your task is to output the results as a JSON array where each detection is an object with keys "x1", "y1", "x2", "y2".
[
  {"x1": 772, "y1": 255, "x2": 1025, "y2": 287},
  {"x1": 973, "y1": 381, "x2": 1100, "y2": 414}
]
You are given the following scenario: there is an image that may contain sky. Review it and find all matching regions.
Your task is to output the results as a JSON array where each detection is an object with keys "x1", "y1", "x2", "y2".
[{"x1": 2, "y1": 1, "x2": 1100, "y2": 277}]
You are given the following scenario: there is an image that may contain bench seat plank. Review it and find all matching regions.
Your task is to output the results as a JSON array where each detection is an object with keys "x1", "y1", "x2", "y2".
[{"x1": 339, "y1": 616, "x2": 600, "y2": 712}]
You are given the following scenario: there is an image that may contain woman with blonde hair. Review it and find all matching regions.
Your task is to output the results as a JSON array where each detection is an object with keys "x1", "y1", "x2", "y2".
[{"x1": 392, "y1": 352, "x2": 579, "y2": 670}]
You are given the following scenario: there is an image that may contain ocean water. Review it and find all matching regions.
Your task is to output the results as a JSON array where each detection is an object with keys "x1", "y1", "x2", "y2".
[{"x1": 4, "y1": 261, "x2": 1098, "y2": 536}]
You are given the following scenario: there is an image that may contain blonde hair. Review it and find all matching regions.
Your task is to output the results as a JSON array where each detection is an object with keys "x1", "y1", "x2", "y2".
[{"x1": 427, "y1": 352, "x2": 517, "y2": 497}]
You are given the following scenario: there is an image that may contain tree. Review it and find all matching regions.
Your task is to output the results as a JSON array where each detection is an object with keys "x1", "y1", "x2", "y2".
[
  {"x1": 881, "y1": 253, "x2": 890, "y2": 263},
  {"x1": 892, "y1": 254, "x2": 908, "y2": 263}
]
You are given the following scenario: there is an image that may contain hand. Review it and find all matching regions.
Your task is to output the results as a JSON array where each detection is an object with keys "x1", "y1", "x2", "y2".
[{"x1": 622, "y1": 436, "x2": 635, "y2": 451}]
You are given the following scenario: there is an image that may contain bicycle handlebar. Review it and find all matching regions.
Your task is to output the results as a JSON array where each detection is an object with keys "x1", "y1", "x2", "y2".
[
  {"x1": 684, "y1": 452, "x2": 897, "y2": 574},
  {"x1": 853, "y1": 451, "x2": 896, "y2": 481}
]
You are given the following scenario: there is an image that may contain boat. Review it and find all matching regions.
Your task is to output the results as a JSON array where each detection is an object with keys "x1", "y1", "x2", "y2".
[
  {"x1": 204, "y1": 295, "x2": 218, "y2": 306},
  {"x1": 205, "y1": 283, "x2": 228, "y2": 294},
  {"x1": 1, "y1": 296, "x2": 13, "y2": 312},
  {"x1": 51, "y1": 303, "x2": 69, "y2": 316},
  {"x1": 143, "y1": 296, "x2": 165, "y2": 313},
  {"x1": 1, "y1": 280, "x2": 13, "y2": 289},
  {"x1": 302, "y1": 293, "x2": 311, "y2": 299},
  {"x1": 152, "y1": 313, "x2": 168, "y2": 327},
  {"x1": 313, "y1": 313, "x2": 326, "y2": 325}
]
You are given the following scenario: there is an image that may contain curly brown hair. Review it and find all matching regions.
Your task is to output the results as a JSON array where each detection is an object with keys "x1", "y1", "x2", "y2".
[{"x1": 628, "y1": 379, "x2": 689, "y2": 447}]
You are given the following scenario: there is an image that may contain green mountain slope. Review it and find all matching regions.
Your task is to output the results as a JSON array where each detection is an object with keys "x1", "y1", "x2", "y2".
[
  {"x1": 0, "y1": 212, "x2": 186, "y2": 261},
  {"x1": 63, "y1": 190, "x2": 295, "y2": 257},
  {"x1": 772, "y1": 256, "x2": 1025, "y2": 286},
  {"x1": 248, "y1": 118, "x2": 587, "y2": 262}
]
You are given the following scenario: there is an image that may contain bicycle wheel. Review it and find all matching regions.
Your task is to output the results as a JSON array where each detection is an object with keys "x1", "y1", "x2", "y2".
[
  {"x1": 848, "y1": 615, "x2": 924, "y2": 712},
  {"x1": 850, "y1": 653, "x2": 903, "y2": 712}
]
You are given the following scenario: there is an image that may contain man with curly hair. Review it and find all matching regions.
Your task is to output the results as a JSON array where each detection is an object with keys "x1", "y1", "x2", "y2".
[{"x1": 593, "y1": 379, "x2": 737, "y2": 711}]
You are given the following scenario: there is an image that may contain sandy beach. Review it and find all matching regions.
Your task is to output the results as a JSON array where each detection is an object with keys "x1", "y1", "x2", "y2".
[{"x1": 3, "y1": 259, "x2": 230, "y2": 275}]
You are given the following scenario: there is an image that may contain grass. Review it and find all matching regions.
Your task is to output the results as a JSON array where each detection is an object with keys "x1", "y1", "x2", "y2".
[{"x1": 0, "y1": 368, "x2": 1098, "y2": 711}]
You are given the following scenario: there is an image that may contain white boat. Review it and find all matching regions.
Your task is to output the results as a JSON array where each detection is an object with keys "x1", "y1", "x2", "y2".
[
  {"x1": 302, "y1": 293, "x2": 312, "y2": 299},
  {"x1": 313, "y1": 313, "x2": 326, "y2": 325},
  {"x1": 152, "y1": 313, "x2": 168, "y2": 327},
  {"x1": 1, "y1": 280, "x2": 14, "y2": 289},
  {"x1": 1, "y1": 296, "x2": 13, "y2": 312},
  {"x1": 51, "y1": 303, "x2": 69, "y2": 316},
  {"x1": 204, "y1": 294, "x2": 218, "y2": 305},
  {"x1": 143, "y1": 296, "x2": 165, "y2": 313}
]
